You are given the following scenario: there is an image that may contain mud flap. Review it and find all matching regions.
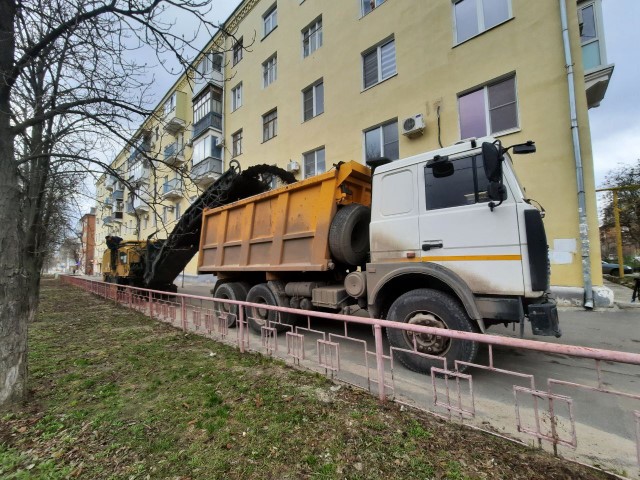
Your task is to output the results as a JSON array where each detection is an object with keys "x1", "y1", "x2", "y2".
[{"x1": 528, "y1": 303, "x2": 561, "y2": 337}]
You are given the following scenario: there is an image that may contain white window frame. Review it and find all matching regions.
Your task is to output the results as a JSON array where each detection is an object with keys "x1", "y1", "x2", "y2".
[
  {"x1": 164, "y1": 92, "x2": 176, "y2": 116},
  {"x1": 302, "y1": 80, "x2": 324, "y2": 122},
  {"x1": 362, "y1": 37, "x2": 396, "y2": 90},
  {"x1": 361, "y1": 0, "x2": 386, "y2": 17},
  {"x1": 263, "y1": 5, "x2": 278, "y2": 37},
  {"x1": 302, "y1": 17, "x2": 323, "y2": 58},
  {"x1": 175, "y1": 202, "x2": 181, "y2": 220},
  {"x1": 452, "y1": 0, "x2": 513, "y2": 45},
  {"x1": 232, "y1": 129, "x2": 243, "y2": 157},
  {"x1": 262, "y1": 54, "x2": 277, "y2": 88},
  {"x1": 578, "y1": 0, "x2": 607, "y2": 72},
  {"x1": 457, "y1": 74, "x2": 519, "y2": 139},
  {"x1": 231, "y1": 83, "x2": 243, "y2": 111},
  {"x1": 363, "y1": 119, "x2": 399, "y2": 162},
  {"x1": 303, "y1": 147, "x2": 326, "y2": 178}
]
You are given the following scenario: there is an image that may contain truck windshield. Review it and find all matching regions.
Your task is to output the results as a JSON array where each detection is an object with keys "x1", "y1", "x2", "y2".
[{"x1": 424, "y1": 154, "x2": 493, "y2": 210}]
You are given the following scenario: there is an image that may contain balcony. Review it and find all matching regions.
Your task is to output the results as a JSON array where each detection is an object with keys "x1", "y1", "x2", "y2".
[
  {"x1": 103, "y1": 216, "x2": 113, "y2": 226},
  {"x1": 103, "y1": 197, "x2": 113, "y2": 209},
  {"x1": 112, "y1": 189, "x2": 124, "y2": 202},
  {"x1": 162, "y1": 178, "x2": 183, "y2": 200},
  {"x1": 128, "y1": 143, "x2": 149, "y2": 164},
  {"x1": 193, "y1": 70, "x2": 224, "y2": 98},
  {"x1": 164, "y1": 141, "x2": 185, "y2": 167},
  {"x1": 163, "y1": 91, "x2": 188, "y2": 135},
  {"x1": 193, "y1": 112, "x2": 222, "y2": 140},
  {"x1": 126, "y1": 200, "x2": 136, "y2": 215},
  {"x1": 191, "y1": 158, "x2": 223, "y2": 187},
  {"x1": 132, "y1": 192, "x2": 151, "y2": 213},
  {"x1": 105, "y1": 175, "x2": 117, "y2": 191},
  {"x1": 128, "y1": 160, "x2": 150, "y2": 183}
]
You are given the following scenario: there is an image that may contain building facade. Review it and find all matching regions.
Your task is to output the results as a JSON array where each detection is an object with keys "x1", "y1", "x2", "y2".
[
  {"x1": 79, "y1": 209, "x2": 96, "y2": 275},
  {"x1": 94, "y1": 0, "x2": 613, "y2": 294}
]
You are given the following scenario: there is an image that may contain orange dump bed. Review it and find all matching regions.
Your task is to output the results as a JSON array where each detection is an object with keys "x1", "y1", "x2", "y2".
[{"x1": 198, "y1": 161, "x2": 371, "y2": 273}]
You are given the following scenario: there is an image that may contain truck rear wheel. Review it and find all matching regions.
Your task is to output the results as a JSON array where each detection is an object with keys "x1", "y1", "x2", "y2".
[
  {"x1": 386, "y1": 289, "x2": 478, "y2": 374},
  {"x1": 329, "y1": 203, "x2": 370, "y2": 266},
  {"x1": 213, "y1": 282, "x2": 249, "y2": 328},
  {"x1": 246, "y1": 283, "x2": 292, "y2": 334}
]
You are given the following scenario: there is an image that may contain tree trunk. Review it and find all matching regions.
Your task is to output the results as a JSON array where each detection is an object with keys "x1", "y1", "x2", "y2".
[{"x1": 0, "y1": 0, "x2": 29, "y2": 408}]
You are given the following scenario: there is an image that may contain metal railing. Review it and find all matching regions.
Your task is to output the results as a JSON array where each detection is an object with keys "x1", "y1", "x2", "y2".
[
  {"x1": 162, "y1": 178, "x2": 182, "y2": 195},
  {"x1": 191, "y1": 157, "x2": 223, "y2": 180},
  {"x1": 193, "y1": 112, "x2": 222, "y2": 139},
  {"x1": 61, "y1": 275, "x2": 640, "y2": 477}
]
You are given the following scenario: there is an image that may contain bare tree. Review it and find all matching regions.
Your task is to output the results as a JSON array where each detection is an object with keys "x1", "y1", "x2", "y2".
[{"x1": 0, "y1": 0, "x2": 225, "y2": 407}]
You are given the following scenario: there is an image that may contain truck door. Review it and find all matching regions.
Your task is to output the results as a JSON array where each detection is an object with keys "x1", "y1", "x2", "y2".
[
  {"x1": 369, "y1": 165, "x2": 421, "y2": 260},
  {"x1": 417, "y1": 153, "x2": 524, "y2": 296}
]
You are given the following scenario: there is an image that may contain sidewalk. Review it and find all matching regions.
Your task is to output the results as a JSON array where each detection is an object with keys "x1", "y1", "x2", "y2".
[{"x1": 604, "y1": 278, "x2": 640, "y2": 309}]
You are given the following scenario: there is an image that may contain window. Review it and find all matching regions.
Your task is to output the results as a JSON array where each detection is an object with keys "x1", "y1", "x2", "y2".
[
  {"x1": 458, "y1": 75, "x2": 518, "y2": 139},
  {"x1": 579, "y1": 2, "x2": 603, "y2": 70},
  {"x1": 175, "y1": 202, "x2": 181, "y2": 220},
  {"x1": 144, "y1": 216, "x2": 148, "y2": 230},
  {"x1": 231, "y1": 83, "x2": 243, "y2": 111},
  {"x1": 302, "y1": 80, "x2": 324, "y2": 121},
  {"x1": 263, "y1": 5, "x2": 277, "y2": 37},
  {"x1": 453, "y1": 0, "x2": 511, "y2": 44},
  {"x1": 162, "y1": 206, "x2": 168, "y2": 224},
  {"x1": 193, "y1": 90, "x2": 218, "y2": 123},
  {"x1": 362, "y1": 0, "x2": 385, "y2": 16},
  {"x1": 362, "y1": 38, "x2": 396, "y2": 89},
  {"x1": 153, "y1": 214, "x2": 157, "y2": 227},
  {"x1": 424, "y1": 155, "x2": 492, "y2": 210},
  {"x1": 364, "y1": 120, "x2": 398, "y2": 161},
  {"x1": 263, "y1": 54, "x2": 277, "y2": 87},
  {"x1": 192, "y1": 135, "x2": 222, "y2": 165},
  {"x1": 232, "y1": 38, "x2": 243, "y2": 65},
  {"x1": 303, "y1": 147, "x2": 326, "y2": 178},
  {"x1": 302, "y1": 17, "x2": 322, "y2": 57},
  {"x1": 164, "y1": 93, "x2": 176, "y2": 116},
  {"x1": 263, "y1": 109, "x2": 277, "y2": 142},
  {"x1": 232, "y1": 130, "x2": 243, "y2": 157}
]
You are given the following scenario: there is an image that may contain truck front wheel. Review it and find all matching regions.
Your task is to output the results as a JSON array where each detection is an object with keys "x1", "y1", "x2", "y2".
[{"x1": 386, "y1": 289, "x2": 478, "y2": 373}]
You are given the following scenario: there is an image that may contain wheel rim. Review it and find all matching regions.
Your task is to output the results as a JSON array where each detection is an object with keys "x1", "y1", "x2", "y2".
[
  {"x1": 403, "y1": 312, "x2": 451, "y2": 356},
  {"x1": 251, "y1": 296, "x2": 270, "y2": 325}
]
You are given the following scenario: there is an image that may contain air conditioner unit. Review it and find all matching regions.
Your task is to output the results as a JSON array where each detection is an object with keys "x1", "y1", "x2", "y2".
[
  {"x1": 215, "y1": 137, "x2": 224, "y2": 148},
  {"x1": 402, "y1": 114, "x2": 425, "y2": 138},
  {"x1": 287, "y1": 161, "x2": 300, "y2": 173}
]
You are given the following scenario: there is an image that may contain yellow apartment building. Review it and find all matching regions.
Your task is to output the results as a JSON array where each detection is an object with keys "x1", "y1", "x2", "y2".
[{"x1": 94, "y1": 0, "x2": 614, "y2": 303}]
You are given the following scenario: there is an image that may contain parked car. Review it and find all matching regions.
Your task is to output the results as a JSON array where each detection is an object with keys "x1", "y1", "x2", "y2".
[{"x1": 601, "y1": 260, "x2": 633, "y2": 276}]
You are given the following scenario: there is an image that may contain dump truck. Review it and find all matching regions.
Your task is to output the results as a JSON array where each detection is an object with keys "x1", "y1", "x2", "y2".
[
  {"x1": 101, "y1": 162, "x2": 297, "y2": 291},
  {"x1": 199, "y1": 138, "x2": 560, "y2": 372}
]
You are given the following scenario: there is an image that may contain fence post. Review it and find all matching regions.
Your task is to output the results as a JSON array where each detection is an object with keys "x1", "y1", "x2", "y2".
[
  {"x1": 181, "y1": 297, "x2": 187, "y2": 332},
  {"x1": 239, "y1": 304, "x2": 245, "y2": 353},
  {"x1": 148, "y1": 290, "x2": 153, "y2": 317},
  {"x1": 373, "y1": 325, "x2": 386, "y2": 403}
]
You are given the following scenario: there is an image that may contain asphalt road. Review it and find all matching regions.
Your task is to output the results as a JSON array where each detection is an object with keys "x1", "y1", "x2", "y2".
[{"x1": 176, "y1": 282, "x2": 640, "y2": 475}]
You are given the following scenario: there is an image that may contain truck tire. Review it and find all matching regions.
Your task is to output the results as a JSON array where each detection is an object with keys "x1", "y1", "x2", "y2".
[
  {"x1": 329, "y1": 203, "x2": 371, "y2": 266},
  {"x1": 213, "y1": 282, "x2": 250, "y2": 328},
  {"x1": 246, "y1": 283, "x2": 291, "y2": 334},
  {"x1": 386, "y1": 289, "x2": 478, "y2": 374}
]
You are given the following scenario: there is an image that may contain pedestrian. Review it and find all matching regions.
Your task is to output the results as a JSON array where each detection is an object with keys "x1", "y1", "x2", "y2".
[{"x1": 632, "y1": 275, "x2": 640, "y2": 303}]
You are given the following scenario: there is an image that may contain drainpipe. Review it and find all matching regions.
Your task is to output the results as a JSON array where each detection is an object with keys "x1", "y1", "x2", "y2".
[{"x1": 559, "y1": 0, "x2": 594, "y2": 309}]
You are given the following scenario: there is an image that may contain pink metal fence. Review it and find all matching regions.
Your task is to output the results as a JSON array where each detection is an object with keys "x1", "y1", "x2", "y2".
[{"x1": 61, "y1": 276, "x2": 640, "y2": 476}]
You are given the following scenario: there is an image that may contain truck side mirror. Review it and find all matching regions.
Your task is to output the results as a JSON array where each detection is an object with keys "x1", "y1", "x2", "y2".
[
  {"x1": 481, "y1": 142, "x2": 504, "y2": 182},
  {"x1": 488, "y1": 182, "x2": 507, "y2": 201},
  {"x1": 426, "y1": 155, "x2": 454, "y2": 178}
]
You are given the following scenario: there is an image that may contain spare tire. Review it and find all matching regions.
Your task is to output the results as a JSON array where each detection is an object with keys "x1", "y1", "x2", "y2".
[{"x1": 329, "y1": 203, "x2": 371, "y2": 266}]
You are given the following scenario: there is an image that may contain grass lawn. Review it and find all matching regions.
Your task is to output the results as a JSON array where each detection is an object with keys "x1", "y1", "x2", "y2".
[{"x1": 0, "y1": 280, "x2": 613, "y2": 479}]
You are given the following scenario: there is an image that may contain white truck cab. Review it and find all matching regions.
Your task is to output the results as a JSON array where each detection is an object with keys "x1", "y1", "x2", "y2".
[{"x1": 365, "y1": 138, "x2": 559, "y2": 372}]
